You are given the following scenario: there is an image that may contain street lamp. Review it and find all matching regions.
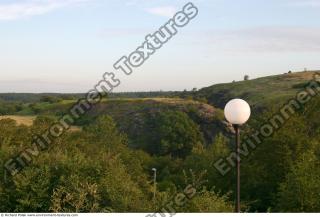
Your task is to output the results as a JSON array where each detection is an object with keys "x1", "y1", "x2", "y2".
[
  {"x1": 224, "y1": 99, "x2": 251, "y2": 213},
  {"x1": 152, "y1": 168, "x2": 157, "y2": 204}
]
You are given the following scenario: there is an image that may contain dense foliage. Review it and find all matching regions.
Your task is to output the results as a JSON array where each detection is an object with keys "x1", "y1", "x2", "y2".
[
  {"x1": 142, "y1": 111, "x2": 204, "y2": 158},
  {"x1": 1, "y1": 71, "x2": 320, "y2": 212},
  {"x1": 0, "y1": 114, "x2": 232, "y2": 212},
  {"x1": 1, "y1": 94, "x2": 319, "y2": 212}
]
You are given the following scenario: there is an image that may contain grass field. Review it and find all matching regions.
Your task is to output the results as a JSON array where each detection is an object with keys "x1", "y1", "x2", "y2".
[
  {"x1": 0, "y1": 115, "x2": 36, "y2": 126},
  {"x1": 0, "y1": 115, "x2": 81, "y2": 131}
]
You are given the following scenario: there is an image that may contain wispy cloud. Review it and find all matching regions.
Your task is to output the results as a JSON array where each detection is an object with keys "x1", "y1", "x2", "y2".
[
  {"x1": 198, "y1": 26, "x2": 320, "y2": 53},
  {"x1": 289, "y1": 0, "x2": 320, "y2": 7},
  {"x1": 0, "y1": 0, "x2": 89, "y2": 21},
  {"x1": 145, "y1": 6, "x2": 177, "y2": 18}
]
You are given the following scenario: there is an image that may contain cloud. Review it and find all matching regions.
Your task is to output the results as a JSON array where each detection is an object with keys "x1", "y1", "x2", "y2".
[
  {"x1": 0, "y1": 0, "x2": 89, "y2": 21},
  {"x1": 199, "y1": 26, "x2": 320, "y2": 53},
  {"x1": 145, "y1": 6, "x2": 177, "y2": 18},
  {"x1": 289, "y1": 0, "x2": 320, "y2": 7}
]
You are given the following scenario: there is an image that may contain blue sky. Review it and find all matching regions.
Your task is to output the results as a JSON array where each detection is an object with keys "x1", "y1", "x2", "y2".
[{"x1": 0, "y1": 0, "x2": 320, "y2": 92}]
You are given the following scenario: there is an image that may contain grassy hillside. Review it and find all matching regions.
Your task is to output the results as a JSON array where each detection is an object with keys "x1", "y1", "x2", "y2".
[
  {"x1": 4, "y1": 98, "x2": 227, "y2": 147},
  {"x1": 196, "y1": 70, "x2": 320, "y2": 110},
  {"x1": 2, "y1": 71, "x2": 320, "y2": 212},
  {"x1": 2, "y1": 70, "x2": 319, "y2": 147}
]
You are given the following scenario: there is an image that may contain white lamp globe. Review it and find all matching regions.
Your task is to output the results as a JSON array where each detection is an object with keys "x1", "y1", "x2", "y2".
[{"x1": 224, "y1": 99, "x2": 251, "y2": 125}]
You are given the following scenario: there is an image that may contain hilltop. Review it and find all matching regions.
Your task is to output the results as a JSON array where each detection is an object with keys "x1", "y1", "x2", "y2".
[{"x1": 195, "y1": 70, "x2": 320, "y2": 110}]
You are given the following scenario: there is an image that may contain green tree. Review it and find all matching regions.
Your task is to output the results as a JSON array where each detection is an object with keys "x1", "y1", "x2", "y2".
[
  {"x1": 145, "y1": 111, "x2": 204, "y2": 158},
  {"x1": 276, "y1": 150, "x2": 320, "y2": 212},
  {"x1": 241, "y1": 109, "x2": 310, "y2": 211},
  {"x1": 40, "y1": 96, "x2": 62, "y2": 104},
  {"x1": 13, "y1": 166, "x2": 52, "y2": 212},
  {"x1": 84, "y1": 115, "x2": 126, "y2": 149},
  {"x1": 50, "y1": 174, "x2": 101, "y2": 212},
  {"x1": 183, "y1": 189, "x2": 233, "y2": 212}
]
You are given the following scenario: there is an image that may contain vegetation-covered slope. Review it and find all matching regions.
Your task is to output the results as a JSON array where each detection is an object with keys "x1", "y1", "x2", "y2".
[
  {"x1": 15, "y1": 98, "x2": 227, "y2": 148},
  {"x1": 196, "y1": 70, "x2": 320, "y2": 110},
  {"x1": 1, "y1": 71, "x2": 320, "y2": 212}
]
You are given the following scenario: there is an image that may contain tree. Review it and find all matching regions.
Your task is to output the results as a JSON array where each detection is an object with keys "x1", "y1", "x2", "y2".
[
  {"x1": 183, "y1": 189, "x2": 233, "y2": 212},
  {"x1": 244, "y1": 75, "x2": 249, "y2": 81},
  {"x1": 240, "y1": 107, "x2": 310, "y2": 211},
  {"x1": 276, "y1": 150, "x2": 320, "y2": 212},
  {"x1": 83, "y1": 115, "x2": 126, "y2": 149},
  {"x1": 40, "y1": 96, "x2": 62, "y2": 104},
  {"x1": 145, "y1": 111, "x2": 204, "y2": 158},
  {"x1": 50, "y1": 174, "x2": 101, "y2": 212},
  {"x1": 98, "y1": 154, "x2": 151, "y2": 212},
  {"x1": 13, "y1": 166, "x2": 52, "y2": 212}
]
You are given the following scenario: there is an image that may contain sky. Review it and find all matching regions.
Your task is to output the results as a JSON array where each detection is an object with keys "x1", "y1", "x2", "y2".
[{"x1": 0, "y1": 0, "x2": 320, "y2": 93}]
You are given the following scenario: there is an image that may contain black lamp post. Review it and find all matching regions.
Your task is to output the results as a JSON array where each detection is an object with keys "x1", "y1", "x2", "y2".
[{"x1": 224, "y1": 99, "x2": 251, "y2": 213}]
